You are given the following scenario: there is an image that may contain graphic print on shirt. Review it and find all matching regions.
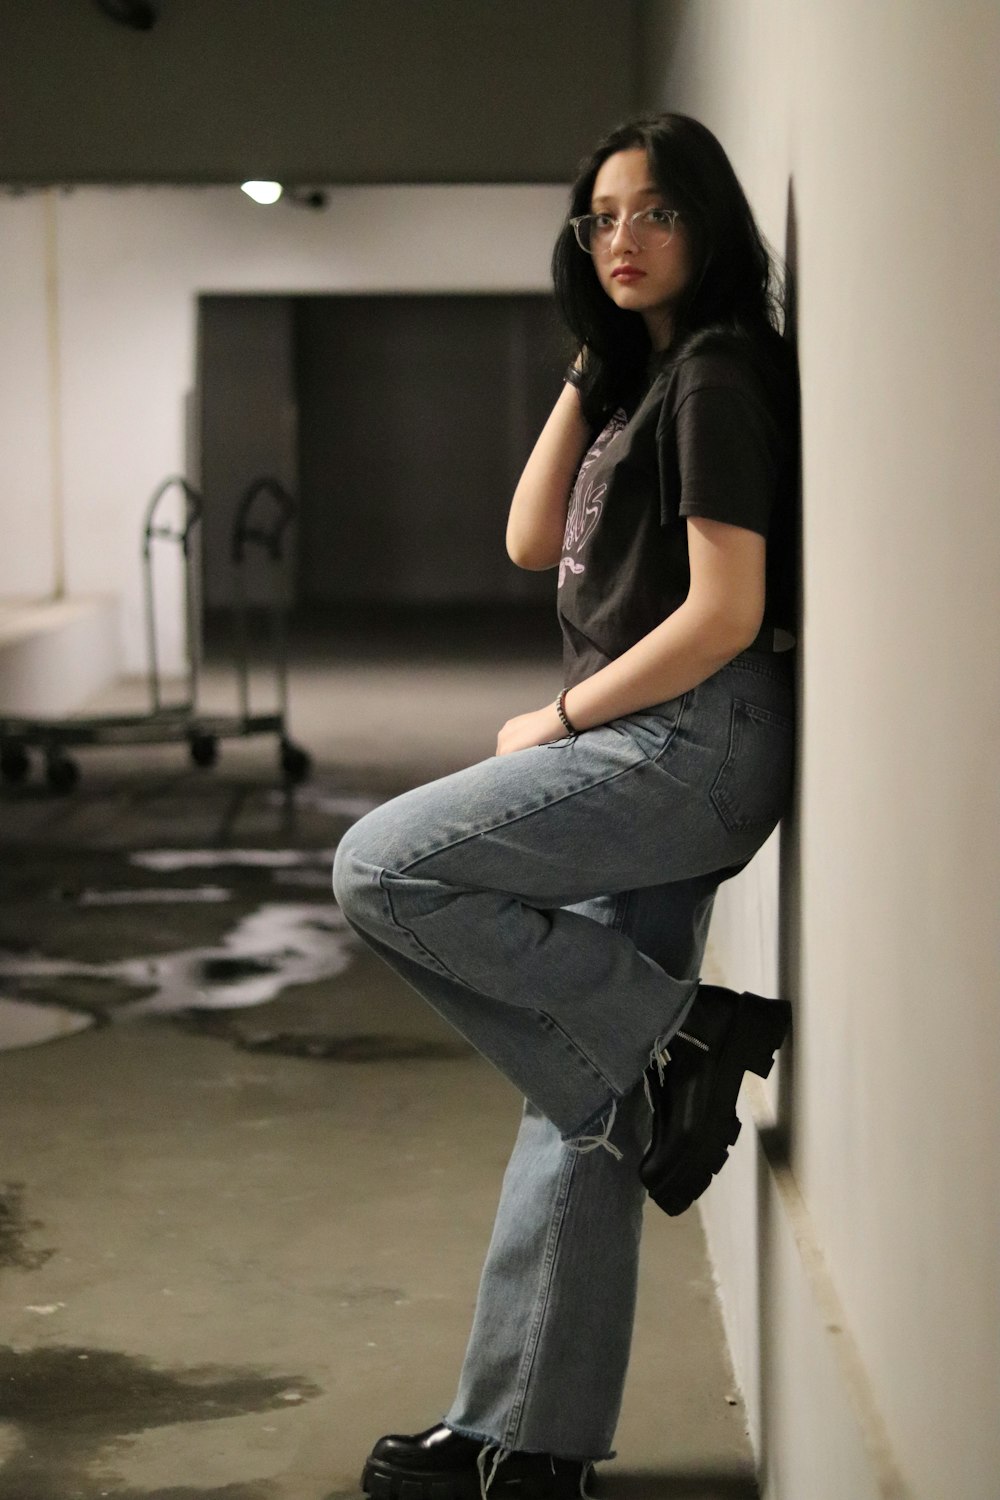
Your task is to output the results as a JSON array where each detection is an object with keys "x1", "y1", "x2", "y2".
[{"x1": 558, "y1": 408, "x2": 628, "y2": 588}]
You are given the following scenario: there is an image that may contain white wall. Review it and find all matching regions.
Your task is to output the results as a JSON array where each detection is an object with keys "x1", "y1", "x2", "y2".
[
  {"x1": 640, "y1": 3, "x2": 1000, "y2": 1498},
  {"x1": 0, "y1": 194, "x2": 58, "y2": 597},
  {"x1": 0, "y1": 184, "x2": 566, "y2": 674}
]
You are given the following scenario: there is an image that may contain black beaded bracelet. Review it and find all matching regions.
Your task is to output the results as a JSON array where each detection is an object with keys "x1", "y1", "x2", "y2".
[{"x1": 555, "y1": 688, "x2": 578, "y2": 736}]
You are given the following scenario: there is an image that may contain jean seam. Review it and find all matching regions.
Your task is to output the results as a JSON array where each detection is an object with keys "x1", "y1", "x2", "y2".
[
  {"x1": 380, "y1": 863, "x2": 618, "y2": 1095},
  {"x1": 396, "y1": 750, "x2": 654, "y2": 876},
  {"x1": 536, "y1": 1011, "x2": 617, "y2": 1097},
  {"x1": 377, "y1": 868, "x2": 473, "y2": 988},
  {"x1": 500, "y1": 1145, "x2": 579, "y2": 1449},
  {"x1": 615, "y1": 688, "x2": 691, "y2": 767}
]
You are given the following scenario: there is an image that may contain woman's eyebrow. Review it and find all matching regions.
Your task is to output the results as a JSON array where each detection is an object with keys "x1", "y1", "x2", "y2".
[{"x1": 591, "y1": 186, "x2": 664, "y2": 207}]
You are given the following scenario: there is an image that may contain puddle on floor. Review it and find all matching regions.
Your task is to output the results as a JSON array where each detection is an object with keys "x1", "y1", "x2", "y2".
[
  {"x1": 78, "y1": 888, "x2": 233, "y2": 907},
  {"x1": 196, "y1": 1026, "x2": 470, "y2": 1062},
  {"x1": 0, "y1": 1184, "x2": 55, "y2": 1271},
  {"x1": 271, "y1": 869, "x2": 332, "y2": 889},
  {"x1": 0, "y1": 832, "x2": 382, "y2": 1054},
  {"x1": 0, "y1": 903, "x2": 353, "y2": 1026},
  {"x1": 130, "y1": 850, "x2": 336, "y2": 873},
  {"x1": 0, "y1": 997, "x2": 94, "y2": 1050},
  {"x1": 0, "y1": 1342, "x2": 316, "y2": 1500}
]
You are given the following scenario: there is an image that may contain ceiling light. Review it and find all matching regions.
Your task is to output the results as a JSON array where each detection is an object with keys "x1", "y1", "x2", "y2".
[{"x1": 241, "y1": 181, "x2": 283, "y2": 205}]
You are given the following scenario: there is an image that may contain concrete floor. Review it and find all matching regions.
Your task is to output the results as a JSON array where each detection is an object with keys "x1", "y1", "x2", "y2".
[{"x1": 0, "y1": 608, "x2": 757, "y2": 1500}]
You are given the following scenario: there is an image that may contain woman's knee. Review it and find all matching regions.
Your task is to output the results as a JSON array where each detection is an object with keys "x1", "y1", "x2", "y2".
[{"x1": 331, "y1": 818, "x2": 381, "y2": 929}]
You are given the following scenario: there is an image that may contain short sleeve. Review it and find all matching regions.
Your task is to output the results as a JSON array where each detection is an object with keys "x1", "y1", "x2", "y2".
[{"x1": 670, "y1": 380, "x2": 778, "y2": 536}]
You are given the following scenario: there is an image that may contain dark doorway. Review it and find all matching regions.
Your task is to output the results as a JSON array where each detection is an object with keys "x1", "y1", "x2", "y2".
[
  {"x1": 197, "y1": 293, "x2": 565, "y2": 623},
  {"x1": 295, "y1": 295, "x2": 564, "y2": 609}
]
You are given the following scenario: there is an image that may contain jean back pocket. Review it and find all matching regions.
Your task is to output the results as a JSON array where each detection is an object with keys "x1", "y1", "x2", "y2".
[{"x1": 710, "y1": 697, "x2": 794, "y2": 833}]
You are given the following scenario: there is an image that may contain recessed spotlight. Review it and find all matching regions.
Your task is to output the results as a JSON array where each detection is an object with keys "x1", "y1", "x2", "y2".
[{"x1": 241, "y1": 181, "x2": 283, "y2": 205}]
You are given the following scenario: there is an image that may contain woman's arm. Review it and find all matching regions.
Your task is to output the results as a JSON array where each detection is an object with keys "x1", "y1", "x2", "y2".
[
  {"x1": 496, "y1": 517, "x2": 765, "y2": 754},
  {"x1": 565, "y1": 516, "x2": 766, "y2": 726},
  {"x1": 505, "y1": 381, "x2": 591, "y2": 571}
]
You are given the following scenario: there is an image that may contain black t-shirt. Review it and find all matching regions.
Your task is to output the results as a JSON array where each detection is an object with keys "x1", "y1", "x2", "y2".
[{"x1": 557, "y1": 337, "x2": 798, "y2": 690}]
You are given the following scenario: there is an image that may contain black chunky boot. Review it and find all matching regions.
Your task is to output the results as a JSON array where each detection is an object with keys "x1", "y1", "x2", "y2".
[
  {"x1": 360, "y1": 1422, "x2": 594, "y2": 1499},
  {"x1": 639, "y1": 985, "x2": 792, "y2": 1215}
]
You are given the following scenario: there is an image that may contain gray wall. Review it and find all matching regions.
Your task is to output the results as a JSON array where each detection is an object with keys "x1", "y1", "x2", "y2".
[{"x1": 0, "y1": 0, "x2": 640, "y2": 184}]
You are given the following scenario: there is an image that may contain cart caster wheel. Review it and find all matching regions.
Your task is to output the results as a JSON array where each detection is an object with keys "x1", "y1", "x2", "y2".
[
  {"x1": 280, "y1": 740, "x2": 311, "y2": 784},
  {"x1": 46, "y1": 754, "x2": 80, "y2": 794},
  {"x1": 1, "y1": 743, "x2": 30, "y2": 785},
  {"x1": 189, "y1": 734, "x2": 218, "y2": 769}
]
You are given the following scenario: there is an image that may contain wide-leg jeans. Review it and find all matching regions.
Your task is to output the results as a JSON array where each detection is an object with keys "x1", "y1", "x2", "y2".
[{"x1": 332, "y1": 647, "x2": 795, "y2": 1461}]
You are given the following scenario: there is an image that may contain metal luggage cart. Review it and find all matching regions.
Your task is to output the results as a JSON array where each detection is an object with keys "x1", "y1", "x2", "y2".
[{"x1": 0, "y1": 474, "x2": 311, "y2": 793}]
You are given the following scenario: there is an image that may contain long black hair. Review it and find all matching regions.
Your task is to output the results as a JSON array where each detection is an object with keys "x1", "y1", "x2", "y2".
[{"x1": 552, "y1": 113, "x2": 788, "y2": 426}]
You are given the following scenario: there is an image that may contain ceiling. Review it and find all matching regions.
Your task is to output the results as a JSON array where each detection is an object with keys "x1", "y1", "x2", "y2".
[{"x1": 0, "y1": 0, "x2": 644, "y2": 185}]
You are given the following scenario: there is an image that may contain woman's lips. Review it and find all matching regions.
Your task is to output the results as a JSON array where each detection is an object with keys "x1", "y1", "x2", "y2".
[{"x1": 611, "y1": 266, "x2": 645, "y2": 282}]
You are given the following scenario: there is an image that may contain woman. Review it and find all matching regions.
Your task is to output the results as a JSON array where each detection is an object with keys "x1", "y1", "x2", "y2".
[{"x1": 333, "y1": 112, "x2": 798, "y2": 1500}]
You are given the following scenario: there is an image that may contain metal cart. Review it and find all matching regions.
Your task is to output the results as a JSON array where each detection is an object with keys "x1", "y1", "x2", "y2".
[{"x1": 0, "y1": 475, "x2": 311, "y2": 793}]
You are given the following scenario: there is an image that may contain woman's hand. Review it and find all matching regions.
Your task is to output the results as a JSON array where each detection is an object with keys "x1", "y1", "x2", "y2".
[{"x1": 496, "y1": 703, "x2": 568, "y2": 756}]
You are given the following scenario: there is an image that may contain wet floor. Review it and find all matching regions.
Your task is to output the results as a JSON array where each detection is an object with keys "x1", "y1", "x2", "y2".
[{"x1": 0, "y1": 613, "x2": 757, "y2": 1499}]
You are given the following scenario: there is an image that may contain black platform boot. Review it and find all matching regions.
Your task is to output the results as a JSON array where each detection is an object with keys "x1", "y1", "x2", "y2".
[
  {"x1": 360, "y1": 1422, "x2": 594, "y2": 1499},
  {"x1": 639, "y1": 984, "x2": 792, "y2": 1215}
]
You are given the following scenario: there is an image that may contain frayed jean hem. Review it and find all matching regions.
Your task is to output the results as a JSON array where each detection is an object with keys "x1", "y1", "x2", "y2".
[{"x1": 443, "y1": 1417, "x2": 615, "y2": 1464}]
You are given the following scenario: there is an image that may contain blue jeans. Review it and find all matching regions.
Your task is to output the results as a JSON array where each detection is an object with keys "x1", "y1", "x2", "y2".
[{"x1": 332, "y1": 648, "x2": 794, "y2": 1461}]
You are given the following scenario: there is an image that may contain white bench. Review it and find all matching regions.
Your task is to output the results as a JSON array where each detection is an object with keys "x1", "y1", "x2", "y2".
[{"x1": 0, "y1": 596, "x2": 121, "y2": 716}]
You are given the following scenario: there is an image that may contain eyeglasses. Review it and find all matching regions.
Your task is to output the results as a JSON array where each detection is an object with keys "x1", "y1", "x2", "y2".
[{"x1": 569, "y1": 207, "x2": 682, "y2": 255}]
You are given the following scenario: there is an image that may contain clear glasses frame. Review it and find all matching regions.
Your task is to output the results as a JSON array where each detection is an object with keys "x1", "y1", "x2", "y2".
[{"x1": 569, "y1": 206, "x2": 682, "y2": 255}]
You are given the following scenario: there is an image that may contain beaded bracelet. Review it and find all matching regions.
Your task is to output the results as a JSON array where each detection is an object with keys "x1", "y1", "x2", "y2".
[{"x1": 555, "y1": 688, "x2": 578, "y2": 736}]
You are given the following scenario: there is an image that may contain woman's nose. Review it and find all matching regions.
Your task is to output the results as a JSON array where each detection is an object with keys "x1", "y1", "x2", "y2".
[{"x1": 609, "y1": 215, "x2": 638, "y2": 253}]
